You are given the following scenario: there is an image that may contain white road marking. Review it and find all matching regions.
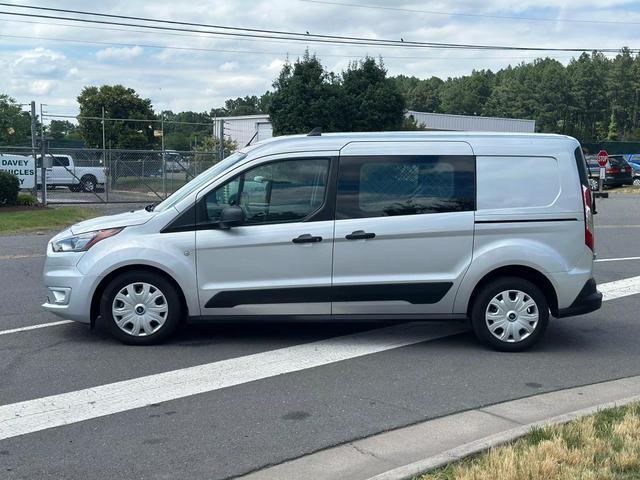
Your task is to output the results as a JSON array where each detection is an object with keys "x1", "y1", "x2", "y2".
[
  {"x1": 597, "y1": 225, "x2": 640, "y2": 229},
  {"x1": 0, "y1": 322, "x2": 465, "y2": 441},
  {"x1": 596, "y1": 256, "x2": 640, "y2": 263},
  {"x1": 0, "y1": 320, "x2": 74, "y2": 336},
  {"x1": 0, "y1": 253, "x2": 44, "y2": 260},
  {"x1": 1, "y1": 273, "x2": 640, "y2": 440},
  {"x1": 598, "y1": 275, "x2": 640, "y2": 301}
]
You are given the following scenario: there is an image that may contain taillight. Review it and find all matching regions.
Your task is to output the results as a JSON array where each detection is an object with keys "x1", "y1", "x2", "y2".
[
  {"x1": 582, "y1": 185, "x2": 594, "y2": 251},
  {"x1": 606, "y1": 167, "x2": 619, "y2": 174}
]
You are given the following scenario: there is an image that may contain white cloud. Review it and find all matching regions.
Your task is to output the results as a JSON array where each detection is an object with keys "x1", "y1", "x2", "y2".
[
  {"x1": 95, "y1": 46, "x2": 144, "y2": 61},
  {"x1": 220, "y1": 61, "x2": 239, "y2": 71}
]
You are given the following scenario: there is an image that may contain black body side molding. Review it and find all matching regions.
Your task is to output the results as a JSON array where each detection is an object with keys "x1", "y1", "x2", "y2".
[{"x1": 205, "y1": 282, "x2": 453, "y2": 309}]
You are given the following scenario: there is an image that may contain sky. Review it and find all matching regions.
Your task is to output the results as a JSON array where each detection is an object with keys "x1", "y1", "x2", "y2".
[{"x1": 1, "y1": 0, "x2": 639, "y2": 117}]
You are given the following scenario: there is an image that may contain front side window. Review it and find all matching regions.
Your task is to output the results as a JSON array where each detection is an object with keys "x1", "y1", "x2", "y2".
[
  {"x1": 336, "y1": 155, "x2": 475, "y2": 219},
  {"x1": 204, "y1": 158, "x2": 330, "y2": 225}
]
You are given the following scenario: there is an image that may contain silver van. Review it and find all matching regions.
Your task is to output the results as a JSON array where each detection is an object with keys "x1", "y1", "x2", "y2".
[{"x1": 42, "y1": 132, "x2": 602, "y2": 351}]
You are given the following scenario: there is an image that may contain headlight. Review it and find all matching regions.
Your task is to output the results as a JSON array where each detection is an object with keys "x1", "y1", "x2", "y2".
[{"x1": 51, "y1": 228, "x2": 123, "y2": 253}]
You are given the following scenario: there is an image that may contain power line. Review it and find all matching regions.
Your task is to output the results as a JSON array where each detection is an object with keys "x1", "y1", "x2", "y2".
[
  {"x1": 0, "y1": 4, "x2": 636, "y2": 53},
  {"x1": 0, "y1": 33, "x2": 585, "y2": 61},
  {"x1": 300, "y1": 0, "x2": 640, "y2": 26}
]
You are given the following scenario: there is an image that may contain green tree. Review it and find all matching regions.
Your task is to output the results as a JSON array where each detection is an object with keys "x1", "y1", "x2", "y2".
[
  {"x1": 340, "y1": 57, "x2": 405, "y2": 131},
  {"x1": 608, "y1": 48, "x2": 635, "y2": 139},
  {"x1": 406, "y1": 77, "x2": 443, "y2": 112},
  {"x1": 566, "y1": 52, "x2": 610, "y2": 142},
  {"x1": 607, "y1": 111, "x2": 619, "y2": 140},
  {"x1": 268, "y1": 53, "x2": 404, "y2": 134},
  {"x1": 47, "y1": 120, "x2": 81, "y2": 141},
  {"x1": 440, "y1": 70, "x2": 494, "y2": 116},
  {"x1": 161, "y1": 110, "x2": 213, "y2": 150},
  {"x1": 0, "y1": 94, "x2": 31, "y2": 146},
  {"x1": 268, "y1": 52, "x2": 344, "y2": 135},
  {"x1": 77, "y1": 85, "x2": 156, "y2": 149}
]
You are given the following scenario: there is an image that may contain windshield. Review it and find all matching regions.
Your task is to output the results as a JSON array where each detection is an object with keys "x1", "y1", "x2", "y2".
[{"x1": 153, "y1": 151, "x2": 247, "y2": 213}]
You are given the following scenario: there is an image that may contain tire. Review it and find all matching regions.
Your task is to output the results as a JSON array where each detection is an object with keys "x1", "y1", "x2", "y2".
[
  {"x1": 470, "y1": 276, "x2": 549, "y2": 352},
  {"x1": 81, "y1": 175, "x2": 97, "y2": 192},
  {"x1": 100, "y1": 270, "x2": 183, "y2": 345}
]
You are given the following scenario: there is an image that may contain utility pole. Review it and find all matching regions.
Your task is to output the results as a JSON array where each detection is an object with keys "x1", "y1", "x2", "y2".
[{"x1": 30, "y1": 101, "x2": 37, "y2": 199}]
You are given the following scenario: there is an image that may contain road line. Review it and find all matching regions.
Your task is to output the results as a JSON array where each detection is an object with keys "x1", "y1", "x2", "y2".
[
  {"x1": 598, "y1": 275, "x2": 640, "y2": 301},
  {"x1": 0, "y1": 320, "x2": 74, "y2": 336},
  {"x1": 0, "y1": 253, "x2": 44, "y2": 260},
  {"x1": 0, "y1": 322, "x2": 465, "y2": 441},
  {"x1": 596, "y1": 225, "x2": 640, "y2": 229},
  {"x1": 596, "y1": 256, "x2": 640, "y2": 263}
]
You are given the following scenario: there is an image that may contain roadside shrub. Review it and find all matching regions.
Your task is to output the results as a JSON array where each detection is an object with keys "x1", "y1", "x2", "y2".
[
  {"x1": 0, "y1": 171, "x2": 20, "y2": 206},
  {"x1": 16, "y1": 193, "x2": 37, "y2": 206}
]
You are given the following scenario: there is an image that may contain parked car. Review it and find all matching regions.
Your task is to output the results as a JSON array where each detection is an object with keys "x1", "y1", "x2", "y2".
[
  {"x1": 42, "y1": 132, "x2": 601, "y2": 352},
  {"x1": 37, "y1": 154, "x2": 106, "y2": 192},
  {"x1": 586, "y1": 154, "x2": 633, "y2": 190},
  {"x1": 626, "y1": 156, "x2": 640, "y2": 186}
]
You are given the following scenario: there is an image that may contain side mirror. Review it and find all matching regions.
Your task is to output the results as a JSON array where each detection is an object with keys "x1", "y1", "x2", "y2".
[
  {"x1": 219, "y1": 205, "x2": 245, "y2": 229},
  {"x1": 43, "y1": 156, "x2": 53, "y2": 168}
]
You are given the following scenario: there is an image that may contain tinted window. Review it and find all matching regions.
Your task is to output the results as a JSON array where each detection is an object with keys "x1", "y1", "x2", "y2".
[
  {"x1": 53, "y1": 156, "x2": 70, "y2": 167},
  {"x1": 204, "y1": 158, "x2": 329, "y2": 224},
  {"x1": 336, "y1": 155, "x2": 475, "y2": 219}
]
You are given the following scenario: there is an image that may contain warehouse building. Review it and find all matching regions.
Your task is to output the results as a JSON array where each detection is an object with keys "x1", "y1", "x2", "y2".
[{"x1": 218, "y1": 110, "x2": 535, "y2": 147}]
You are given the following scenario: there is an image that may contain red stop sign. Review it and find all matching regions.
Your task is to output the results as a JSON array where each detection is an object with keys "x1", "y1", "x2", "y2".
[{"x1": 597, "y1": 150, "x2": 609, "y2": 167}]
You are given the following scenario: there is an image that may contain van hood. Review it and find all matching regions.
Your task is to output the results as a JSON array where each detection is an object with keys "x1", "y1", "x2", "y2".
[{"x1": 70, "y1": 209, "x2": 155, "y2": 235}]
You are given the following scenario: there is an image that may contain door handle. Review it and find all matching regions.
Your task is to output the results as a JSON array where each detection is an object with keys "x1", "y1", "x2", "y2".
[
  {"x1": 345, "y1": 230, "x2": 376, "y2": 240},
  {"x1": 292, "y1": 234, "x2": 323, "y2": 244}
]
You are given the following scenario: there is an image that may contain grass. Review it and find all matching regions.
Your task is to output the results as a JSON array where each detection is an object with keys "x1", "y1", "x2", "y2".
[
  {"x1": 609, "y1": 185, "x2": 640, "y2": 194},
  {"x1": 419, "y1": 402, "x2": 640, "y2": 480},
  {"x1": 0, "y1": 206, "x2": 97, "y2": 235}
]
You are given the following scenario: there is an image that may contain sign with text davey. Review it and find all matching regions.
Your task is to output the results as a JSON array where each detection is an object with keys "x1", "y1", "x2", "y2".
[{"x1": 0, "y1": 155, "x2": 35, "y2": 189}]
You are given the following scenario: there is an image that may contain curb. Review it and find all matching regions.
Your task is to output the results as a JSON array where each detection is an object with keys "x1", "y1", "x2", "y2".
[
  {"x1": 367, "y1": 393, "x2": 640, "y2": 480},
  {"x1": 239, "y1": 376, "x2": 640, "y2": 480}
]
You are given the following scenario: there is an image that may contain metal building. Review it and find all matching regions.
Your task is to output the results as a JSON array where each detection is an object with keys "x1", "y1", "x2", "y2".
[
  {"x1": 405, "y1": 110, "x2": 535, "y2": 133},
  {"x1": 213, "y1": 114, "x2": 272, "y2": 148},
  {"x1": 218, "y1": 110, "x2": 535, "y2": 147}
]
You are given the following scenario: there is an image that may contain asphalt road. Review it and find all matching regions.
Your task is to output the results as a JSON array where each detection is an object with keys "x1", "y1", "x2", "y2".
[{"x1": 1, "y1": 195, "x2": 639, "y2": 480}]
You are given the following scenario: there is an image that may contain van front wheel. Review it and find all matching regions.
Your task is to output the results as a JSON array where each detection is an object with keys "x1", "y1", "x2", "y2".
[
  {"x1": 100, "y1": 271, "x2": 182, "y2": 345},
  {"x1": 471, "y1": 277, "x2": 549, "y2": 352}
]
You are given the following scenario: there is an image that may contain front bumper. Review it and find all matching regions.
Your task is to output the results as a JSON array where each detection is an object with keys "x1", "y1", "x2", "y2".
[
  {"x1": 42, "y1": 263, "x2": 98, "y2": 324},
  {"x1": 557, "y1": 278, "x2": 602, "y2": 318}
]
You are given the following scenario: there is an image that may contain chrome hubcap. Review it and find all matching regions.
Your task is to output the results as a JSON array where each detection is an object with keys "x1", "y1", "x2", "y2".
[
  {"x1": 485, "y1": 289, "x2": 539, "y2": 343},
  {"x1": 112, "y1": 282, "x2": 168, "y2": 337}
]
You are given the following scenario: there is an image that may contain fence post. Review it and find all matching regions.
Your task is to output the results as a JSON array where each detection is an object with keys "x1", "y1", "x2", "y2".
[
  {"x1": 219, "y1": 119, "x2": 224, "y2": 161},
  {"x1": 39, "y1": 103, "x2": 47, "y2": 206},
  {"x1": 161, "y1": 112, "x2": 166, "y2": 198},
  {"x1": 30, "y1": 101, "x2": 37, "y2": 199},
  {"x1": 102, "y1": 106, "x2": 108, "y2": 203}
]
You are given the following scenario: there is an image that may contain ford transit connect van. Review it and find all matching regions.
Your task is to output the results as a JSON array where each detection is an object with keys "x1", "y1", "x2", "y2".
[{"x1": 43, "y1": 132, "x2": 602, "y2": 351}]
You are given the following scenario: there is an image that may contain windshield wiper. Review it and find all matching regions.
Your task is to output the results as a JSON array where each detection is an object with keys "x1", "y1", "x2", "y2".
[{"x1": 145, "y1": 203, "x2": 156, "y2": 212}]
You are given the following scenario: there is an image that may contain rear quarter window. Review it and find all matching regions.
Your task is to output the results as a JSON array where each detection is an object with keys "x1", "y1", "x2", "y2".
[{"x1": 477, "y1": 156, "x2": 560, "y2": 210}]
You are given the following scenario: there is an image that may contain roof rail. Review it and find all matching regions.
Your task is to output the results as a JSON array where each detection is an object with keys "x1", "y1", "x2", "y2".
[{"x1": 307, "y1": 127, "x2": 322, "y2": 136}]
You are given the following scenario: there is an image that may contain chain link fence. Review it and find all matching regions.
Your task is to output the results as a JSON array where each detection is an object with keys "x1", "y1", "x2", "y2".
[{"x1": 0, "y1": 104, "x2": 233, "y2": 204}]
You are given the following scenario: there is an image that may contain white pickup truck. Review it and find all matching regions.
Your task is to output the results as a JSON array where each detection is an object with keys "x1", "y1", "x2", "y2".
[{"x1": 37, "y1": 154, "x2": 106, "y2": 192}]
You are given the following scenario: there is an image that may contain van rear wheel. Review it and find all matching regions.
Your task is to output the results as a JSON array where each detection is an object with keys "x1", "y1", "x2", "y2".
[
  {"x1": 471, "y1": 277, "x2": 549, "y2": 352},
  {"x1": 100, "y1": 271, "x2": 182, "y2": 345}
]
